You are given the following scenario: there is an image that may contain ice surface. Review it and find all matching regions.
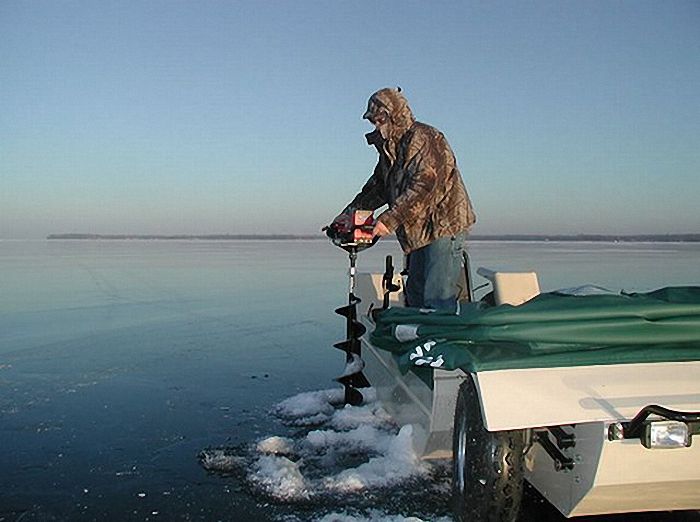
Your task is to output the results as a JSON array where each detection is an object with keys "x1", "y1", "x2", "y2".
[
  {"x1": 314, "y1": 511, "x2": 452, "y2": 522},
  {"x1": 199, "y1": 448, "x2": 245, "y2": 472},
  {"x1": 8, "y1": 240, "x2": 699, "y2": 520}
]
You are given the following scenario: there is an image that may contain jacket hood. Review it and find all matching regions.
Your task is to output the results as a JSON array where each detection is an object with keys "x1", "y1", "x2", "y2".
[
  {"x1": 363, "y1": 87, "x2": 414, "y2": 124},
  {"x1": 363, "y1": 87, "x2": 415, "y2": 162}
]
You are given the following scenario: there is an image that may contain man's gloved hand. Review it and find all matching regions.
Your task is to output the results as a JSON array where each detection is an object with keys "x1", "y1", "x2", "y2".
[{"x1": 373, "y1": 220, "x2": 390, "y2": 238}]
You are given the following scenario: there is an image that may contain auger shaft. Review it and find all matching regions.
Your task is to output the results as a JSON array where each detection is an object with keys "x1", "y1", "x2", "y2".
[
  {"x1": 323, "y1": 211, "x2": 377, "y2": 406},
  {"x1": 333, "y1": 246, "x2": 370, "y2": 405}
]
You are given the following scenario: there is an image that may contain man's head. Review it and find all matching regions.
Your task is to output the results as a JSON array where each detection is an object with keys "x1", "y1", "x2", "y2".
[{"x1": 362, "y1": 87, "x2": 415, "y2": 140}]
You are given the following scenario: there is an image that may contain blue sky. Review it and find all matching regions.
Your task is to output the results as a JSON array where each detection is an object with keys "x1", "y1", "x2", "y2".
[{"x1": 2, "y1": 1, "x2": 699, "y2": 238}]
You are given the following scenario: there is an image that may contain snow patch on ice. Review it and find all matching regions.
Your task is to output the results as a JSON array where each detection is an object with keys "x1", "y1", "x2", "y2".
[
  {"x1": 322, "y1": 425, "x2": 425, "y2": 493},
  {"x1": 203, "y1": 387, "x2": 432, "y2": 504},
  {"x1": 327, "y1": 403, "x2": 394, "y2": 431},
  {"x1": 305, "y1": 424, "x2": 392, "y2": 454}
]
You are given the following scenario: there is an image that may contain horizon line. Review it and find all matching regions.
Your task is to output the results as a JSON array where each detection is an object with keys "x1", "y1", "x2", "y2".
[{"x1": 44, "y1": 233, "x2": 700, "y2": 242}]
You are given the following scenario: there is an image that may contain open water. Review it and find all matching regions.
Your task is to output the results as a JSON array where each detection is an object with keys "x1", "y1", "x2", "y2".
[{"x1": 1, "y1": 239, "x2": 699, "y2": 521}]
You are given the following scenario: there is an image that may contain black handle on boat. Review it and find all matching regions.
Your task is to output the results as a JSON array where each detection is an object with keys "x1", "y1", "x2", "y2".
[
  {"x1": 462, "y1": 252, "x2": 474, "y2": 302},
  {"x1": 382, "y1": 255, "x2": 401, "y2": 309}
]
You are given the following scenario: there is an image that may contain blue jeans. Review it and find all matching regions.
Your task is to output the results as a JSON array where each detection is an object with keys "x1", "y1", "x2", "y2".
[{"x1": 405, "y1": 232, "x2": 467, "y2": 311}]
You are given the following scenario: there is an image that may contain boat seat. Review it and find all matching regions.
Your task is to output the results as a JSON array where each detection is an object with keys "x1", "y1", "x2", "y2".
[{"x1": 476, "y1": 267, "x2": 540, "y2": 306}]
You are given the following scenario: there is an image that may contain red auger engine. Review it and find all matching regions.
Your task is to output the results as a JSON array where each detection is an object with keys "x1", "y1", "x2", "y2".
[{"x1": 324, "y1": 210, "x2": 376, "y2": 251}]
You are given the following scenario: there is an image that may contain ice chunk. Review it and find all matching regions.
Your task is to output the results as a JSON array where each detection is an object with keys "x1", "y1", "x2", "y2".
[
  {"x1": 338, "y1": 353, "x2": 364, "y2": 377},
  {"x1": 272, "y1": 388, "x2": 345, "y2": 425},
  {"x1": 251, "y1": 455, "x2": 311, "y2": 501},
  {"x1": 257, "y1": 435, "x2": 295, "y2": 455},
  {"x1": 199, "y1": 448, "x2": 244, "y2": 472}
]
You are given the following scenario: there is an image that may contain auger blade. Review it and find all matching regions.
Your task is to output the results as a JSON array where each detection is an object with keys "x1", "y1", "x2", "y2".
[
  {"x1": 336, "y1": 353, "x2": 366, "y2": 378},
  {"x1": 344, "y1": 387, "x2": 364, "y2": 406},
  {"x1": 333, "y1": 337, "x2": 363, "y2": 354},
  {"x1": 350, "y1": 320, "x2": 366, "y2": 338},
  {"x1": 333, "y1": 340, "x2": 352, "y2": 352},
  {"x1": 335, "y1": 304, "x2": 353, "y2": 318},
  {"x1": 336, "y1": 371, "x2": 370, "y2": 388},
  {"x1": 332, "y1": 246, "x2": 373, "y2": 406}
]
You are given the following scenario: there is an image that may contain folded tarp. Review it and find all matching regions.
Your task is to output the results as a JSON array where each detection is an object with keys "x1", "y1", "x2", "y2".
[{"x1": 370, "y1": 286, "x2": 700, "y2": 373}]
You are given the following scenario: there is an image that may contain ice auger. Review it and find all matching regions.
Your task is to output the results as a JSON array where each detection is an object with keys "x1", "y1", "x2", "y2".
[{"x1": 323, "y1": 211, "x2": 376, "y2": 406}]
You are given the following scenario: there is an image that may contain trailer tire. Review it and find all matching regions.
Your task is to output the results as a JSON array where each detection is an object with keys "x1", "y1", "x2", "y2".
[{"x1": 452, "y1": 375, "x2": 525, "y2": 522}]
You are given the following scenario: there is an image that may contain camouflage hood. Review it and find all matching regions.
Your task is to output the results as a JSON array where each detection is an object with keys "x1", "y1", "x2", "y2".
[{"x1": 362, "y1": 87, "x2": 415, "y2": 162}]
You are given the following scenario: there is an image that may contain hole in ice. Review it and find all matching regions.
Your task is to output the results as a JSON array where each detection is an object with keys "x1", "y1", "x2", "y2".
[{"x1": 199, "y1": 387, "x2": 449, "y2": 513}]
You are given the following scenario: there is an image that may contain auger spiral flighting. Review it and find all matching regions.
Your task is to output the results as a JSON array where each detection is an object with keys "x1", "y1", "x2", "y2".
[{"x1": 323, "y1": 211, "x2": 376, "y2": 406}]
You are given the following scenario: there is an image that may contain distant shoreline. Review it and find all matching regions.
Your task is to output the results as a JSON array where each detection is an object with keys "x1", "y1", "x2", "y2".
[{"x1": 46, "y1": 233, "x2": 700, "y2": 242}]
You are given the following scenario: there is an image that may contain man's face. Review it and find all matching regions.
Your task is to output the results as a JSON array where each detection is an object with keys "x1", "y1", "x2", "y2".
[
  {"x1": 364, "y1": 100, "x2": 390, "y2": 137},
  {"x1": 364, "y1": 98, "x2": 388, "y2": 125},
  {"x1": 368, "y1": 111, "x2": 388, "y2": 128}
]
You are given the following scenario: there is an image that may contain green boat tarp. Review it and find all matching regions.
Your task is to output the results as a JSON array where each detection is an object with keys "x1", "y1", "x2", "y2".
[{"x1": 370, "y1": 286, "x2": 700, "y2": 373}]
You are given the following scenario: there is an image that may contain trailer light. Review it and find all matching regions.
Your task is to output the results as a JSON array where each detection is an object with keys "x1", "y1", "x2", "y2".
[{"x1": 643, "y1": 421, "x2": 690, "y2": 449}]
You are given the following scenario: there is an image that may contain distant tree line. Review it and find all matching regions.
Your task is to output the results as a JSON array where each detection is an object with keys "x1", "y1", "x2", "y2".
[{"x1": 47, "y1": 233, "x2": 700, "y2": 242}]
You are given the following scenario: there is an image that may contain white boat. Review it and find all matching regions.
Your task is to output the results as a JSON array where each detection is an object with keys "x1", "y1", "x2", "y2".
[{"x1": 351, "y1": 264, "x2": 700, "y2": 521}]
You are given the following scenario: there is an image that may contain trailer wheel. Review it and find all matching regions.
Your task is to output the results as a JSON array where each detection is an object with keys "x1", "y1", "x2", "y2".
[{"x1": 452, "y1": 375, "x2": 525, "y2": 522}]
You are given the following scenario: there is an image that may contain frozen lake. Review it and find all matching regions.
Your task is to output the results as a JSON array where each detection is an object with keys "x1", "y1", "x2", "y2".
[{"x1": 1, "y1": 239, "x2": 699, "y2": 520}]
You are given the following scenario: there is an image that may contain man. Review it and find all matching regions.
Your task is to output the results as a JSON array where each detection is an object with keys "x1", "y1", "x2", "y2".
[{"x1": 334, "y1": 87, "x2": 476, "y2": 310}]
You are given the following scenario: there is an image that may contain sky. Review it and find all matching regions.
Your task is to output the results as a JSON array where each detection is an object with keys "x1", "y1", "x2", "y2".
[{"x1": 1, "y1": 1, "x2": 699, "y2": 238}]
